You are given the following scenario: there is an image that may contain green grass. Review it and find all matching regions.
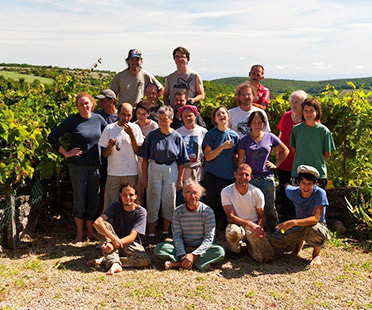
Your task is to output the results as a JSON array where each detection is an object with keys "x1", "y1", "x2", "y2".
[{"x1": 0, "y1": 70, "x2": 54, "y2": 84}]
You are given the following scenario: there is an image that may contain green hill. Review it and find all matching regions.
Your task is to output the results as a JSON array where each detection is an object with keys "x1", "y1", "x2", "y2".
[{"x1": 0, "y1": 70, "x2": 54, "y2": 85}]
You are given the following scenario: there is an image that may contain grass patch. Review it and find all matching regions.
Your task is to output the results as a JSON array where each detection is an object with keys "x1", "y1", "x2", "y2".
[
  {"x1": 22, "y1": 257, "x2": 45, "y2": 272},
  {"x1": 0, "y1": 70, "x2": 54, "y2": 84}
]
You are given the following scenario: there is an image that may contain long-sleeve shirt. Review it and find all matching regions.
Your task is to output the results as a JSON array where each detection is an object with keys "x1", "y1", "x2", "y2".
[{"x1": 172, "y1": 202, "x2": 216, "y2": 256}]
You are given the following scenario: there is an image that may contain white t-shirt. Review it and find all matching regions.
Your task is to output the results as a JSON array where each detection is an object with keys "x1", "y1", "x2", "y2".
[
  {"x1": 228, "y1": 106, "x2": 271, "y2": 138},
  {"x1": 177, "y1": 125, "x2": 207, "y2": 181},
  {"x1": 221, "y1": 183, "x2": 265, "y2": 223},
  {"x1": 99, "y1": 122, "x2": 144, "y2": 176},
  {"x1": 134, "y1": 119, "x2": 158, "y2": 138}
]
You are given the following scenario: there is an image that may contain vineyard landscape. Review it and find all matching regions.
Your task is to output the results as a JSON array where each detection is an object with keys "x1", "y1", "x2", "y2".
[{"x1": 0, "y1": 63, "x2": 372, "y2": 309}]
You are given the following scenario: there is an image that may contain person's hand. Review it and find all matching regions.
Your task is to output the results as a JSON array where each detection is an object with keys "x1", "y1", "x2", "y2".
[
  {"x1": 276, "y1": 220, "x2": 296, "y2": 233},
  {"x1": 251, "y1": 224, "x2": 266, "y2": 238},
  {"x1": 181, "y1": 253, "x2": 196, "y2": 269},
  {"x1": 265, "y1": 161, "x2": 277, "y2": 170},
  {"x1": 102, "y1": 242, "x2": 115, "y2": 253},
  {"x1": 108, "y1": 138, "x2": 116, "y2": 148},
  {"x1": 65, "y1": 147, "x2": 82, "y2": 157},
  {"x1": 177, "y1": 178, "x2": 183, "y2": 191},
  {"x1": 124, "y1": 124, "x2": 134, "y2": 137},
  {"x1": 221, "y1": 139, "x2": 233, "y2": 150}
]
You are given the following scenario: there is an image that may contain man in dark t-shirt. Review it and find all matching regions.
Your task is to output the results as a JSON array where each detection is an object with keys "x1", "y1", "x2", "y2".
[{"x1": 89, "y1": 183, "x2": 150, "y2": 274}]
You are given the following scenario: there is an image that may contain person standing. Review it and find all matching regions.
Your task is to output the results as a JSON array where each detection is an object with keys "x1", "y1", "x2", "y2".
[{"x1": 249, "y1": 65, "x2": 270, "y2": 110}]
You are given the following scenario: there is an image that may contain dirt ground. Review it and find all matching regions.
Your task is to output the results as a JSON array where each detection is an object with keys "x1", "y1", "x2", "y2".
[{"x1": 0, "y1": 211, "x2": 371, "y2": 310}]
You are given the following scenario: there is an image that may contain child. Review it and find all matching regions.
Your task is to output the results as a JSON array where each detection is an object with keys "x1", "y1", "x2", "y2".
[{"x1": 270, "y1": 165, "x2": 330, "y2": 267}]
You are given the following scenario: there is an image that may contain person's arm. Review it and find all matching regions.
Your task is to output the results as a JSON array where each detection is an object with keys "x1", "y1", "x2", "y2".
[
  {"x1": 124, "y1": 124, "x2": 139, "y2": 155},
  {"x1": 324, "y1": 151, "x2": 331, "y2": 161},
  {"x1": 172, "y1": 209, "x2": 186, "y2": 257},
  {"x1": 276, "y1": 205, "x2": 323, "y2": 232},
  {"x1": 190, "y1": 75, "x2": 205, "y2": 104},
  {"x1": 102, "y1": 138, "x2": 116, "y2": 157},
  {"x1": 256, "y1": 207, "x2": 266, "y2": 229},
  {"x1": 204, "y1": 141, "x2": 233, "y2": 162},
  {"x1": 190, "y1": 207, "x2": 215, "y2": 256},
  {"x1": 252, "y1": 102, "x2": 267, "y2": 110},
  {"x1": 157, "y1": 87, "x2": 164, "y2": 98},
  {"x1": 237, "y1": 148, "x2": 246, "y2": 167},
  {"x1": 93, "y1": 215, "x2": 123, "y2": 249},
  {"x1": 177, "y1": 164, "x2": 185, "y2": 191},
  {"x1": 141, "y1": 158, "x2": 148, "y2": 189},
  {"x1": 266, "y1": 141, "x2": 289, "y2": 169},
  {"x1": 163, "y1": 78, "x2": 170, "y2": 106},
  {"x1": 110, "y1": 75, "x2": 119, "y2": 95}
]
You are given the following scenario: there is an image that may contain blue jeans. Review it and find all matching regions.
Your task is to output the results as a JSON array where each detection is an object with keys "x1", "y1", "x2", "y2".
[
  {"x1": 250, "y1": 177, "x2": 279, "y2": 233},
  {"x1": 68, "y1": 163, "x2": 100, "y2": 221}
]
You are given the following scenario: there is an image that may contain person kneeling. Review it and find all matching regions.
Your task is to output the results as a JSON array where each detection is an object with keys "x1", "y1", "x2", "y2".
[
  {"x1": 89, "y1": 183, "x2": 150, "y2": 275},
  {"x1": 270, "y1": 165, "x2": 331, "y2": 267},
  {"x1": 154, "y1": 180, "x2": 225, "y2": 272}
]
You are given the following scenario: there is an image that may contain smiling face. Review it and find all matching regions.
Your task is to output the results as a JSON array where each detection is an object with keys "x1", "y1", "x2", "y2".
[
  {"x1": 158, "y1": 113, "x2": 172, "y2": 130},
  {"x1": 77, "y1": 96, "x2": 93, "y2": 119},
  {"x1": 174, "y1": 51, "x2": 188, "y2": 68},
  {"x1": 117, "y1": 103, "x2": 133, "y2": 126},
  {"x1": 182, "y1": 108, "x2": 196, "y2": 129},
  {"x1": 128, "y1": 57, "x2": 142, "y2": 74},
  {"x1": 145, "y1": 84, "x2": 158, "y2": 105},
  {"x1": 136, "y1": 107, "x2": 149, "y2": 123},
  {"x1": 183, "y1": 183, "x2": 200, "y2": 210},
  {"x1": 238, "y1": 88, "x2": 254, "y2": 110},
  {"x1": 213, "y1": 107, "x2": 229, "y2": 126},
  {"x1": 120, "y1": 186, "x2": 137, "y2": 208},
  {"x1": 234, "y1": 165, "x2": 252, "y2": 187},
  {"x1": 298, "y1": 178, "x2": 315, "y2": 198},
  {"x1": 174, "y1": 94, "x2": 187, "y2": 110},
  {"x1": 249, "y1": 66, "x2": 264, "y2": 86},
  {"x1": 250, "y1": 113, "x2": 265, "y2": 133}
]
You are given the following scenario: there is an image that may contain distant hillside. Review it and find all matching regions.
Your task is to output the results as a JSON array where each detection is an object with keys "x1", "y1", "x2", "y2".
[{"x1": 211, "y1": 76, "x2": 372, "y2": 96}]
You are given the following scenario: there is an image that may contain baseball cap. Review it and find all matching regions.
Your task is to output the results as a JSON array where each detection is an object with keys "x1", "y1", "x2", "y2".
[
  {"x1": 297, "y1": 165, "x2": 320, "y2": 178},
  {"x1": 95, "y1": 89, "x2": 116, "y2": 100},
  {"x1": 127, "y1": 49, "x2": 142, "y2": 60}
]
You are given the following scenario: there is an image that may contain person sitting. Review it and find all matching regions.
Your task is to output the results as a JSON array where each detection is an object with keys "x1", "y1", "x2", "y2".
[
  {"x1": 270, "y1": 165, "x2": 331, "y2": 267},
  {"x1": 89, "y1": 183, "x2": 150, "y2": 275},
  {"x1": 154, "y1": 180, "x2": 225, "y2": 272},
  {"x1": 222, "y1": 164, "x2": 273, "y2": 263}
]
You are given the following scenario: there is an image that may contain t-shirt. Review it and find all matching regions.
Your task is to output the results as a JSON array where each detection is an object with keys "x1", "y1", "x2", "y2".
[
  {"x1": 290, "y1": 122, "x2": 336, "y2": 179},
  {"x1": 228, "y1": 106, "x2": 270, "y2": 138},
  {"x1": 172, "y1": 202, "x2": 215, "y2": 256},
  {"x1": 254, "y1": 83, "x2": 270, "y2": 108},
  {"x1": 277, "y1": 111, "x2": 302, "y2": 171},
  {"x1": 221, "y1": 183, "x2": 264, "y2": 223},
  {"x1": 95, "y1": 109, "x2": 118, "y2": 124},
  {"x1": 99, "y1": 122, "x2": 144, "y2": 176},
  {"x1": 202, "y1": 128, "x2": 240, "y2": 180},
  {"x1": 48, "y1": 113, "x2": 107, "y2": 166},
  {"x1": 238, "y1": 132, "x2": 281, "y2": 178},
  {"x1": 139, "y1": 128, "x2": 189, "y2": 165},
  {"x1": 166, "y1": 69, "x2": 202, "y2": 107},
  {"x1": 286, "y1": 185, "x2": 328, "y2": 223},
  {"x1": 177, "y1": 125, "x2": 208, "y2": 181},
  {"x1": 134, "y1": 119, "x2": 158, "y2": 138},
  {"x1": 110, "y1": 68, "x2": 163, "y2": 106},
  {"x1": 104, "y1": 202, "x2": 147, "y2": 243}
]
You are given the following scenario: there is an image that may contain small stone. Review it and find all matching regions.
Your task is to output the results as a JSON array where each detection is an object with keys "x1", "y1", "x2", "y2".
[{"x1": 334, "y1": 220, "x2": 346, "y2": 234}]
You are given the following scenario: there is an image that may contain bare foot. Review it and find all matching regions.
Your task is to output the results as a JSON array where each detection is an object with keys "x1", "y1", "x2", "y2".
[
  {"x1": 87, "y1": 233, "x2": 98, "y2": 241},
  {"x1": 207, "y1": 265, "x2": 214, "y2": 271},
  {"x1": 310, "y1": 255, "x2": 322, "y2": 267},
  {"x1": 164, "y1": 261, "x2": 172, "y2": 270},
  {"x1": 87, "y1": 257, "x2": 104, "y2": 267},
  {"x1": 72, "y1": 236, "x2": 84, "y2": 244},
  {"x1": 106, "y1": 263, "x2": 122, "y2": 275}
]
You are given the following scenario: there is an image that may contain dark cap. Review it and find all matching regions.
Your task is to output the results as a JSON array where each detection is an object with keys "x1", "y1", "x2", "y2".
[
  {"x1": 95, "y1": 89, "x2": 116, "y2": 100},
  {"x1": 127, "y1": 49, "x2": 142, "y2": 60}
]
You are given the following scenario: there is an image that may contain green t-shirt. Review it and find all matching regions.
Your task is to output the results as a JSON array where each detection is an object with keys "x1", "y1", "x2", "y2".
[{"x1": 290, "y1": 122, "x2": 336, "y2": 179}]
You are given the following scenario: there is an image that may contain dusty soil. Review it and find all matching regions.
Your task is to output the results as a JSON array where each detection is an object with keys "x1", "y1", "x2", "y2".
[{"x1": 0, "y1": 212, "x2": 371, "y2": 310}]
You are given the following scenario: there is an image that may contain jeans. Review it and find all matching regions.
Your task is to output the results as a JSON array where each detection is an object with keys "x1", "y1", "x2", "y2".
[
  {"x1": 68, "y1": 163, "x2": 100, "y2": 221},
  {"x1": 249, "y1": 177, "x2": 279, "y2": 233}
]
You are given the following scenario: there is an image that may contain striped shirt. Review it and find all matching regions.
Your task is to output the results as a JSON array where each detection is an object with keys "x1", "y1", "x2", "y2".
[{"x1": 172, "y1": 202, "x2": 216, "y2": 256}]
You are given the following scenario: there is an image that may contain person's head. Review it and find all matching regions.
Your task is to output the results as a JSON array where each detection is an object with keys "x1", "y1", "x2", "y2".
[
  {"x1": 95, "y1": 89, "x2": 116, "y2": 113},
  {"x1": 117, "y1": 103, "x2": 133, "y2": 125},
  {"x1": 119, "y1": 183, "x2": 137, "y2": 207},
  {"x1": 289, "y1": 90, "x2": 307, "y2": 114},
  {"x1": 76, "y1": 92, "x2": 96, "y2": 118},
  {"x1": 126, "y1": 49, "x2": 143, "y2": 73},
  {"x1": 145, "y1": 84, "x2": 158, "y2": 105},
  {"x1": 174, "y1": 89, "x2": 187, "y2": 110},
  {"x1": 249, "y1": 65, "x2": 265, "y2": 85},
  {"x1": 235, "y1": 83, "x2": 256, "y2": 108},
  {"x1": 247, "y1": 110, "x2": 266, "y2": 132},
  {"x1": 234, "y1": 164, "x2": 253, "y2": 186},
  {"x1": 180, "y1": 105, "x2": 198, "y2": 129},
  {"x1": 157, "y1": 106, "x2": 174, "y2": 128},
  {"x1": 136, "y1": 102, "x2": 151, "y2": 122},
  {"x1": 173, "y1": 46, "x2": 190, "y2": 67},
  {"x1": 302, "y1": 98, "x2": 322, "y2": 122},
  {"x1": 211, "y1": 105, "x2": 229, "y2": 127},
  {"x1": 296, "y1": 165, "x2": 319, "y2": 198},
  {"x1": 182, "y1": 180, "x2": 205, "y2": 209}
]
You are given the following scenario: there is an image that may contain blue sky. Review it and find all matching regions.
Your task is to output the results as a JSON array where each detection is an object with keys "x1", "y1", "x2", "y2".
[{"x1": 1, "y1": 0, "x2": 372, "y2": 81}]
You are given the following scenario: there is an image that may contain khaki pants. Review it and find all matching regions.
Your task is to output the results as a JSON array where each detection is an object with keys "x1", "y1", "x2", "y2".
[
  {"x1": 104, "y1": 175, "x2": 138, "y2": 211},
  {"x1": 98, "y1": 222, "x2": 150, "y2": 270},
  {"x1": 225, "y1": 224, "x2": 273, "y2": 263}
]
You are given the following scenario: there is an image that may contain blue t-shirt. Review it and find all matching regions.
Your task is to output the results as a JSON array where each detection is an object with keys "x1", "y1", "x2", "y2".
[
  {"x1": 138, "y1": 128, "x2": 189, "y2": 165},
  {"x1": 238, "y1": 132, "x2": 281, "y2": 178},
  {"x1": 48, "y1": 113, "x2": 107, "y2": 166},
  {"x1": 202, "y1": 128, "x2": 239, "y2": 180},
  {"x1": 286, "y1": 185, "x2": 328, "y2": 223},
  {"x1": 95, "y1": 109, "x2": 118, "y2": 124},
  {"x1": 104, "y1": 202, "x2": 147, "y2": 244}
]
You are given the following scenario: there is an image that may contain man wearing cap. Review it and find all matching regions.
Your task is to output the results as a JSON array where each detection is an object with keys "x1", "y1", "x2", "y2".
[
  {"x1": 164, "y1": 46, "x2": 205, "y2": 108},
  {"x1": 99, "y1": 102, "x2": 144, "y2": 211},
  {"x1": 270, "y1": 165, "x2": 331, "y2": 267},
  {"x1": 171, "y1": 90, "x2": 206, "y2": 130},
  {"x1": 95, "y1": 89, "x2": 119, "y2": 124},
  {"x1": 110, "y1": 49, "x2": 164, "y2": 106}
]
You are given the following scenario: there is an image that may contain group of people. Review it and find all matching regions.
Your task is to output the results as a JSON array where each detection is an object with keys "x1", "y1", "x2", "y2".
[{"x1": 48, "y1": 46, "x2": 336, "y2": 274}]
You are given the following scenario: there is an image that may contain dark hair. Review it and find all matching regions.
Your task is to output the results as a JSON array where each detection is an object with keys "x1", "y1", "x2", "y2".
[
  {"x1": 136, "y1": 102, "x2": 151, "y2": 114},
  {"x1": 120, "y1": 182, "x2": 137, "y2": 194},
  {"x1": 249, "y1": 64, "x2": 265, "y2": 74},
  {"x1": 173, "y1": 46, "x2": 190, "y2": 61},
  {"x1": 118, "y1": 102, "x2": 133, "y2": 114},
  {"x1": 301, "y1": 98, "x2": 322, "y2": 121},
  {"x1": 211, "y1": 105, "x2": 229, "y2": 126},
  {"x1": 297, "y1": 173, "x2": 318, "y2": 184},
  {"x1": 174, "y1": 89, "x2": 187, "y2": 98},
  {"x1": 247, "y1": 111, "x2": 266, "y2": 127}
]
